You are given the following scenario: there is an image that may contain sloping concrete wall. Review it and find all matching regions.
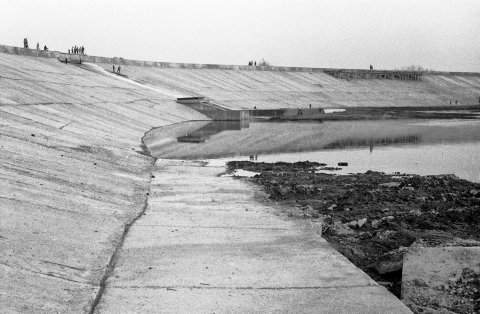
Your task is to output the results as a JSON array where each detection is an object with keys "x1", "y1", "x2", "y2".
[
  {"x1": 104, "y1": 65, "x2": 480, "y2": 109},
  {"x1": 0, "y1": 52, "x2": 206, "y2": 313},
  {"x1": 2, "y1": 44, "x2": 479, "y2": 110}
]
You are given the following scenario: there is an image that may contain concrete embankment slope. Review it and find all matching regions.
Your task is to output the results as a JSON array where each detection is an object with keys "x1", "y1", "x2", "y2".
[
  {"x1": 2, "y1": 44, "x2": 479, "y2": 110},
  {"x1": 0, "y1": 52, "x2": 206, "y2": 313},
  {"x1": 115, "y1": 67, "x2": 480, "y2": 109},
  {"x1": 90, "y1": 64, "x2": 480, "y2": 110}
]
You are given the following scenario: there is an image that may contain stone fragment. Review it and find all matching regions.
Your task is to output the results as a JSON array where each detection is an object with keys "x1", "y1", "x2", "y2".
[
  {"x1": 357, "y1": 218, "x2": 368, "y2": 228},
  {"x1": 371, "y1": 219, "x2": 381, "y2": 229}
]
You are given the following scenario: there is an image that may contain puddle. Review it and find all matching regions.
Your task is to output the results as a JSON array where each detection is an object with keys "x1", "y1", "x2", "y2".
[{"x1": 144, "y1": 119, "x2": 480, "y2": 182}]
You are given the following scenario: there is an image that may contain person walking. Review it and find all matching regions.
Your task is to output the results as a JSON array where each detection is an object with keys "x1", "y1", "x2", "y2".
[{"x1": 117, "y1": 65, "x2": 121, "y2": 74}]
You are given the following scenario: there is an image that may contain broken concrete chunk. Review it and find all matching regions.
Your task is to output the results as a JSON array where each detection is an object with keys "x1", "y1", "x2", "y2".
[{"x1": 402, "y1": 245, "x2": 480, "y2": 314}]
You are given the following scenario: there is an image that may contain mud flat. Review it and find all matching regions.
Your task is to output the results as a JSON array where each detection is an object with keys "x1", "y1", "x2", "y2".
[{"x1": 226, "y1": 161, "x2": 480, "y2": 312}]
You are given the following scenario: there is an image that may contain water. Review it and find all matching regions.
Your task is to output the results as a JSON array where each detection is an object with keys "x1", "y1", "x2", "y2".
[{"x1": 144, "y1": 119, "x2": 480, "y2": 182}]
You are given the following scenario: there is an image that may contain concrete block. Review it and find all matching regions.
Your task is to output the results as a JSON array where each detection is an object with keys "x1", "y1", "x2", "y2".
[{"x1": 402, "y1": 245, "x2": 480, "y2": 313}]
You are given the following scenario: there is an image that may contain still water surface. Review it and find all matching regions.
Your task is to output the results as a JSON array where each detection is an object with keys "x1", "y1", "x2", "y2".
[{"x1": 144, "y1": 119, "x2": 480, "y2": 182}]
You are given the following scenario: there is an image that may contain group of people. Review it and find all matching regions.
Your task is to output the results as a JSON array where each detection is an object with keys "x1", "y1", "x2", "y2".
[
  {"x1": 23, "y1": 38, "x2": 48, "y2": 51},
  {"x1": 112, "y1": 64, "x2": 121, "y2": 74},
  {"x1": 69, "y1": 45, "x2": 85, "y2": 55},
  {"x1": 248, "y1": 60, "x2": 257, "y2": 66}
]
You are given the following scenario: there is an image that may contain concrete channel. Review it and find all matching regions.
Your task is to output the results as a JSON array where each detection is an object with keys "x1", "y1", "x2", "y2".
[{"x1": 3, "y1": 45, "x2": 479, "y2": 313}]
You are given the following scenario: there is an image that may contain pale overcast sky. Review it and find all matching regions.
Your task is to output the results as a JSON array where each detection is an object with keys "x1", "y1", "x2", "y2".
[{"x1": 1, "y1": 0, "x2": 479, "y2": 71}]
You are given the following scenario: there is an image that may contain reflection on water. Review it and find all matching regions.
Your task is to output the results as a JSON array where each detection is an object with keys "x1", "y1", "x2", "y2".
[
  {"x1": 177, "y1": 120, "x2": 249, "y2": 143},
  {"x1": 324, "y1": 135, "x2": 421, "y2": 152},
  {"x1": 144, "y1": 119, "x2": 480, "y2": 182}
]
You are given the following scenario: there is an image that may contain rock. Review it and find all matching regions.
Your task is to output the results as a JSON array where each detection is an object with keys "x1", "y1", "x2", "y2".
[
  {"x1": 409, "y1": 209, "x2": 422, "y2": 217},
  {"x1": 345, "y1": 220, "x2": 358, "y2": 228},
  {"x1": 403, "y1": 186, "x2": 415, "y2": 191},
  {"x1": 372, "y1": 260, "x2": 403, "y2": 275},
  {"x1": 470, "y1": 189, "x2": 479, "y2": 196},
  {"x1": 341, "y1": 245, "x2": 366, "y2": 260},
  {"x1": 331, "y1": 221, "x2": 355, "y2": 235},
  {"x1": 357, "y1": 218, "x2": 368, "y2": 228},
  {"x1": 327, "y1": 204, "x2": 337, "y2": 210},
  {"x1": 371, "y1": 219, "x2": 381, "y2": 229}
]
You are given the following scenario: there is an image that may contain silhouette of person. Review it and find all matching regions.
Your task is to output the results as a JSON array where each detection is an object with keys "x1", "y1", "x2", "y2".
[
  {"x1": 309, "y1": 104, "x2": 312, "y2": 108},
  {"x1": 254, "y1": 61, "x2": 257, "y2": 66},
  {"x1": 24, "y1": 38, "x2": 28, "y2": 49},
  {"x1": 68, "y1": 49, "x2": 70, "y2": 54},
  {"x1": 455, "y1": 100, "x2": 457, "y2": 104},
  {"x1": 370, "y1": 65, "x2": 373, "y2": 70},
  {"x1": 36, "y1": 42, "x2": 39, "y2": 50},
  {"x1": 113, "y1": 65, "x2": 116, "y2": 73},
  {"x1": 117, "y1": 65, "x2": 121, "y2": 74},
  {"x1": 44, "y1": 45, "x2": 48, "y2": 51}
]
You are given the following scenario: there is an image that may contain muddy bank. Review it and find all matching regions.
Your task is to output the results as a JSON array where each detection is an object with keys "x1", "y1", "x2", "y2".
[{"x1": 226, "y1": 161, "x2": 480, "y2": 303}]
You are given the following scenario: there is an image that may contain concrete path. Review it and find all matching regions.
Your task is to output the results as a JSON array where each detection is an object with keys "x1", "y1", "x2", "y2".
[{"x1": 95, "y1": 159, "x2": 411, "y2": 313}]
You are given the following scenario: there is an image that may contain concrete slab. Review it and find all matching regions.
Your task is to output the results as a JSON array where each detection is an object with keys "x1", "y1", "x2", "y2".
[
  {"x1": 95, "y1": 160, "x2": 412, "y2": 313},
  {"x1": 402, "y1": 245, "x2": 480, "y2": 313}
]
